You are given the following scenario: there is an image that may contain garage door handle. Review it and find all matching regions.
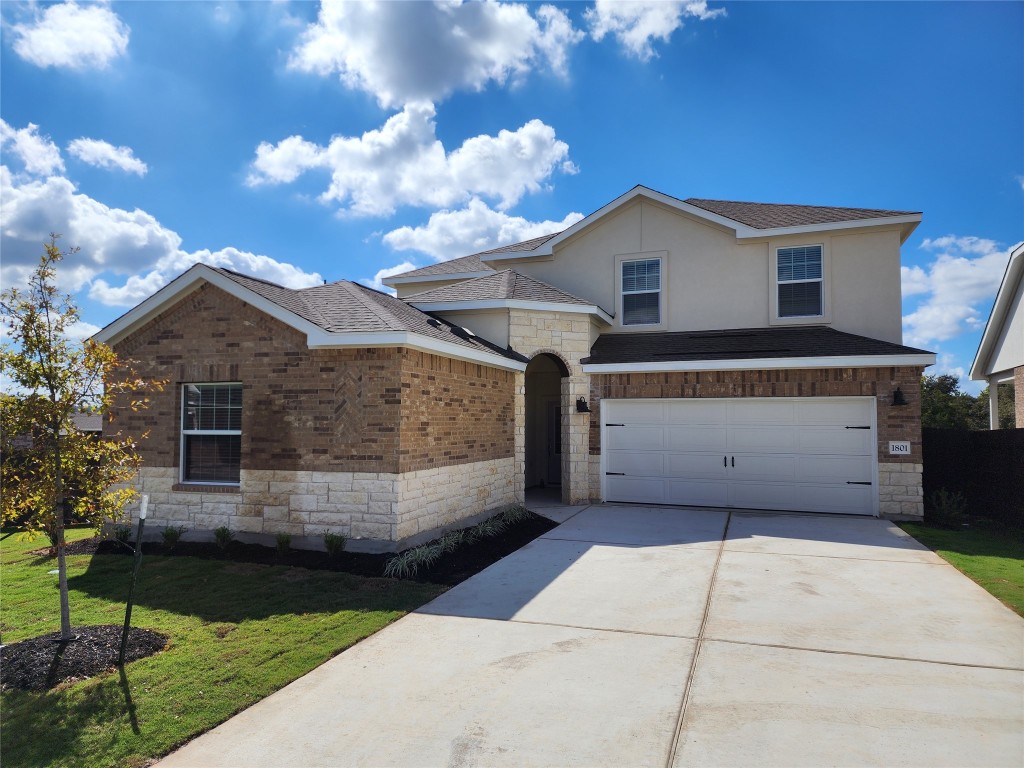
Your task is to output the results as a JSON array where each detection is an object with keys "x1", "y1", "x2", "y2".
[
  {"x1": 723, "y1": 456, "x2": 727, "y2": 467},
  {"x1": 731, "y1": 456, "x2": 735, "y2": 467},
  {"x1": 845, "y1": 426, "x2": 870, "y2": 430},
  {"x1": 846, "y1": 481, "x2": 872, "y2": 485}
]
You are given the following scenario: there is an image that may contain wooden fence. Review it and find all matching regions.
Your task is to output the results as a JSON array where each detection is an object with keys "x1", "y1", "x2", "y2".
[{"x1": 922, "y1": 428, "x2": 1024, "y2": 528}]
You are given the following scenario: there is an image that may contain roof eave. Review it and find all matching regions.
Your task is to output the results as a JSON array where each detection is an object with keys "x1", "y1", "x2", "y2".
[
  {"x1": 583, "y1": 352, "x2": 936, "y2": 374},
  {"x1": 970, "y1": 242, "x2": 1024, "y2": 380},
  {"x1": 383, "y1": 270, "x2": 495, "y2": 286},
  {"x1": 409, "y1": 299, "x2": 614, "y2": 325}
]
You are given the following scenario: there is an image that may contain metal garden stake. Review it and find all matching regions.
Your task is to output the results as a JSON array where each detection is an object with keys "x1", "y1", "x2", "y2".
[{"x1": 118, "y1": 494, "x2": 148, "y2": 667}]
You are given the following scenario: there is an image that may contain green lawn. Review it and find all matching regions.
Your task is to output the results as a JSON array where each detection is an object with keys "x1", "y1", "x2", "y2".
[
  {"x1": 900, "y1": 522, "x2": 1024, "y2": 616},
  {"x1": 0, "y1": 529, "x2": 443, "y2": 768}
]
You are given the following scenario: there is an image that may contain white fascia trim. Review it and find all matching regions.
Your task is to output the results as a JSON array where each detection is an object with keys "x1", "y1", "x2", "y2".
[
  {"x1": 384, "y1": 271, "x2": 495, "y2": 286},
  {"x1": 408, "y1": 299, "x2": 614, "y2": 325},
  {"x1": 93, "y1": 265, "x2": 326, "y2": 347},
  {"x1": 307, "y1": 331, "x2": 527, "y2": 371},
  {"x1": 582, "y1": 353, "x2": 937, "y2": 374},
  {"x1": 970, "y1": 242, "x2": 1023, "y2": 380}
]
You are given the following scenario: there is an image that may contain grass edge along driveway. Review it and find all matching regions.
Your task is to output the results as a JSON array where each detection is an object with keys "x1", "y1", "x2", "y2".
[
  {"x1": 899, "y1": 521, "x2": 1024, "y2": 617},
  {"x1": 1, "y1": 529, "x2": 444, "y2": 768}
]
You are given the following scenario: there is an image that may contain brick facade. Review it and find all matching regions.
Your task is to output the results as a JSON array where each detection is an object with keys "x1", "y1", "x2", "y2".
[
  {"x1": 588, "y1": 366, "x2": 927, "y2": 518},
  {"x1": 109, "y1": 284, "x2": 516, "y2": 544}
]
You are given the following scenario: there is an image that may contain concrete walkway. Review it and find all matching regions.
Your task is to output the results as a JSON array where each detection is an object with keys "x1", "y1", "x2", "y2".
[{"x1": 159, "y1": 506, "x2": 1024, "y2": 768}]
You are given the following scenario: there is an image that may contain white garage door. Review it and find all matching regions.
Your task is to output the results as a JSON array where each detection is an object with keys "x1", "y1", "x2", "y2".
[{"x1": 602, "y1": 397, "x2": 877, "y2": 515}]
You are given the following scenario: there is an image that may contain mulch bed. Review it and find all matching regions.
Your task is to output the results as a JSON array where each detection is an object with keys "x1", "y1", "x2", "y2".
[
  {"x1": 87, "y1": 511, "x2": 557, "y2": 586},
  {"x1": 0, "y1": 625, "x2": 168, "y2": 692}
]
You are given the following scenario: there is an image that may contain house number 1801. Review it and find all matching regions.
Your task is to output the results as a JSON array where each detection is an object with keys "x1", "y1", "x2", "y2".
[{"x1": 888, "y1": 441, "x2": 911, "y2": 455}]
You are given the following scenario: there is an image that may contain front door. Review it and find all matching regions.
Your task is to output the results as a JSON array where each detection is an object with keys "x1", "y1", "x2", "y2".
[{"x1": 546, "y1": 400, "x2": 562, "y2": 486}]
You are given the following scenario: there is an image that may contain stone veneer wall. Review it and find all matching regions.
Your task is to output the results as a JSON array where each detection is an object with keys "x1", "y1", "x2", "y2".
[
  {"x1": 508, "y1": 308, "x2": 593, "y2": 504},
  {"x1": 1016, "y1": 366, "x2": 1024, "y2": 428},
  {"x1": 128, "y1": 457, "x2": 516, "y2": 548},
  {"x1": 588, "y1": 366, "x2": 926, "y2": 518},
  {"x1": 110, "y1": 283, "x2": 517, "y2": 544}
]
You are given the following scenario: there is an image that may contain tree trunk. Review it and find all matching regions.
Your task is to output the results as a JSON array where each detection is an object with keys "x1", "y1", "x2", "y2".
[{"x1": 53, "y1": 419, "x2": 72, "y2": 640}]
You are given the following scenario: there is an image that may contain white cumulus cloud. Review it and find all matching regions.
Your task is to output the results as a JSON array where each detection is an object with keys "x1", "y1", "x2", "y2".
[
  {"x1": 288, "y1": 0, "x2": 582, "y2": 108},
  {"x1": 0, "y1": 120, "x2": 65, "y2": 176},
  {"x1": 67, "y1": 138, "x2": 147, "y2": 176},
  {"x1": 248, "y1": 103, "x2": 574, "y2": 217},
  {"x1": 383, "y1": 197, "x2": 583, "y2": 261},
  {"x1": 901, "y1": 236, "x2": 1015, "y2": 348},
  {"x1": 359, "y1": 261, "x2": 419, "y2": 295},
  {"x1": 1, "y1": 163, "x2": 322, "y2": 308},
  {"x1": 586, "y1": 0, "x2": 725, "y2": 61},
  {"x1": 11, "y1": 1, "x2": 129, "y2": 70}
]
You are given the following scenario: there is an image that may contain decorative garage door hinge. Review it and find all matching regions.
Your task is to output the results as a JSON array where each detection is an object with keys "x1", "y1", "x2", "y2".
[
  {"x1": 605, "y1": 423, "x2": 625, "y2": 427},
  {"x1": 846, "y1": 481, "x2": 872, "y2": 485},
  {"x1": 844, "y1": 425, "x2": 871, "y2": 430},
  {"x1": 606, "y1": 472, "x2": 625, "y2": 476}
]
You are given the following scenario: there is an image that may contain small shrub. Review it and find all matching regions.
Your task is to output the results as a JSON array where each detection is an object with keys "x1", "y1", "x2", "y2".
[
  {"x1": 112, "y1": 524, "x2": 133, "y2": 549},
  {"x1": 928, "y1": 488, "x2": 968, "y2": 529},
  {"x1": 161, "y1": 525, "x2": 186, "y2": 551},
  {"x1": 213, "y1": 526, "x2": 234, "y2": 551},
  {"x1": 323, "y1": 530, "x2": 346, "y2": 557},
  {"x1": 276, "y1": 532, "x2": 292, "y2": 553},
  {"x1": 383, "y1": 541, "x2": 444, "y2": 579}
]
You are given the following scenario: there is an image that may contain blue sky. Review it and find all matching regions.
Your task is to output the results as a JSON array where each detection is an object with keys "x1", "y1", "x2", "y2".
[{"x1": 1, "y1": 1, "x2": 1021, "y2": 391}]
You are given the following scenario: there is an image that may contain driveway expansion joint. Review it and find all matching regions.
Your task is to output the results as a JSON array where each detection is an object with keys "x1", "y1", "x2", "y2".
[
  {"x1": 665, "y1": 510, "x2": 732, "y2": 768},
  {"x1": 703, "y1": 636, "x2": 1024, "y2": 672}
]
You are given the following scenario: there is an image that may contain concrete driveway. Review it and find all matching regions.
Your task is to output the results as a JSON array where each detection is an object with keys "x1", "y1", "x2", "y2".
[{"x1": 159, "y1": 506, "x2": 1024, "y2": 768}]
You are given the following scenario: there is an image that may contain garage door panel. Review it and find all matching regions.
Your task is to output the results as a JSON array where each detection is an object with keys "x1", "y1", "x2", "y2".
[
  {"x1": 729, "y1": 400, "x2": 796, "y2": 424},
  {"x1": 796, "y1": 455, "x2": 873, "y2": 484},
  {"x1": 606, "y1": 476, "x2": 665, "y2": 504},
  {"x1": 797, "y1": 427, "x2": 873, "y2": 455},
  {"x1": 665, "y1": 426, "x2": 728, "y2": 452},
  {"x1": 727, "y1": 482, "x2": 798, "y2": 510},
  {"x1": 606, "y1": 425, "x2": 664, "y2": 450},
  {"x1": 791, "y1": 483, "x2": 874, "y2": 514},
  {"x1": 664, "y1": 401, "x2": 728, "y2": 424},
  {"x1": 607, "y1": 452, "x2": 665, "y2": 476},
  {"x1": 796, "y1": 399, "x2": 873, "y2": 426},
  {"x1": 729, "y1": 426, "x2": 797, "y2": 452},
  {"x1": 666, "y1": 453, "x2": 730, "y2": 480},
  {"x1": 610, "y1": 402, "x2": 666, "y2": 424},
  {"x1": 666, "y1": 480, "x2": 729, "y2": 507},
  {"x1": 730, "y1": 454, "x2": 797, "y2": 482}
]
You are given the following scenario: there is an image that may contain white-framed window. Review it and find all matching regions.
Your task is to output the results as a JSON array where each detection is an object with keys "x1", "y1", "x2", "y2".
[
  {"x1": 180, "y1": 383, "x2": 241, "y2": 484},
  {"x1": 777, "y1": 245, "x2": 823, "y2": 318},
  {"x1": 622, "y1": 257, "x2": 661, "y2": 326}
]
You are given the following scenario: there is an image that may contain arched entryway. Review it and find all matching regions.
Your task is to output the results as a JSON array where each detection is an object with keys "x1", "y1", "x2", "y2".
[{"x1": 524, "y1": 353, "x2": 569, "y2": 491}]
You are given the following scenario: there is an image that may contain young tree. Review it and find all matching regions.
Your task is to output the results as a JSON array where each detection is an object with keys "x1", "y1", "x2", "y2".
[
  {"x1": 1, "y1": 236, "x2": 161, "y2": 640},
  {"x1": 920, "y1": 374, "x2": 986, "y2": 430}
]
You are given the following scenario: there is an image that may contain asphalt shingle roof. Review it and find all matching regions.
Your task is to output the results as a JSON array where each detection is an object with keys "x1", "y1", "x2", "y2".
[
  {"x1": 683, "y1": 198, "x2": 919, "y2": 230},
  {"x1": 583, "y1": 327, "x2": 931, "y2": 365},
  {"x1": 214, "y1": 269, "x2": 524, "y2": 361},
  {"x1": 393, "y1": 233, "x2": 559, "y2": 280},
  {"x1": 405, "y1": 270, "x2": 594, "y2": 307}
]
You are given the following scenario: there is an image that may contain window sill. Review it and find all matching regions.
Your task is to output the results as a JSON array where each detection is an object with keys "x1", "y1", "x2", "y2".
[{"x1": 172, "y1": 483, "x2": 241, "y2": 494}]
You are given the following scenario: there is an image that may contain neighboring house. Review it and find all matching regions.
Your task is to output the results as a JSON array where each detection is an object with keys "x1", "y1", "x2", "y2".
[
  {"x1": 970, "y1": 242, "x2": 1023, "y2": 429},
  {"x1": 96, "y1": 185, "x2": 935, "y2": 549}
]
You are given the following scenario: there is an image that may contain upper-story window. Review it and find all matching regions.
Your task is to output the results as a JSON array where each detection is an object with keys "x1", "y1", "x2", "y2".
[
  {"x1": 622, "y1": 257, "x2": 661, "y2": 325},
  {"x1": 181, "y1": 383, "x2": 241, "y2": 484},
  {"x1": 777, "y1": 245, "x2": 823, "y2": 318}
]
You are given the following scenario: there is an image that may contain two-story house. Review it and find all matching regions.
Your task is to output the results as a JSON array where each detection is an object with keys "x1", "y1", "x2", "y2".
[{"x1": 96, "y1": 186, "x2": 934, "y2": 549}]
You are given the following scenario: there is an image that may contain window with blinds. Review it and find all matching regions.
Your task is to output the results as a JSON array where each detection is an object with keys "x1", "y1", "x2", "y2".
[
  {"x1": 777, "y1": 245, "x2": 823, "y2": 317},
  {"x1": 622, "y1": 258, "x2": 661, "y2": 325},
  {"x1": 181, "y1": 383, "x2": 241, "y2": 484}
]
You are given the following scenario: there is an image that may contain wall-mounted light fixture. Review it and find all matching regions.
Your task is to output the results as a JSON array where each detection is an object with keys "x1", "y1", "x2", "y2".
[
  {"x1": 576, "y1": 397, "x2": 591, "y2": 413},
  {"x1": 892, "y1": 387, "x2": 908, "y2": 406}
]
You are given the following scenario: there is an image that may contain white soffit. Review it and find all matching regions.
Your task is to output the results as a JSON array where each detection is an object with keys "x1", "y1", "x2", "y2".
[{"x1": 970, "y1": 242, "x2": 1024, "y2": 381}]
